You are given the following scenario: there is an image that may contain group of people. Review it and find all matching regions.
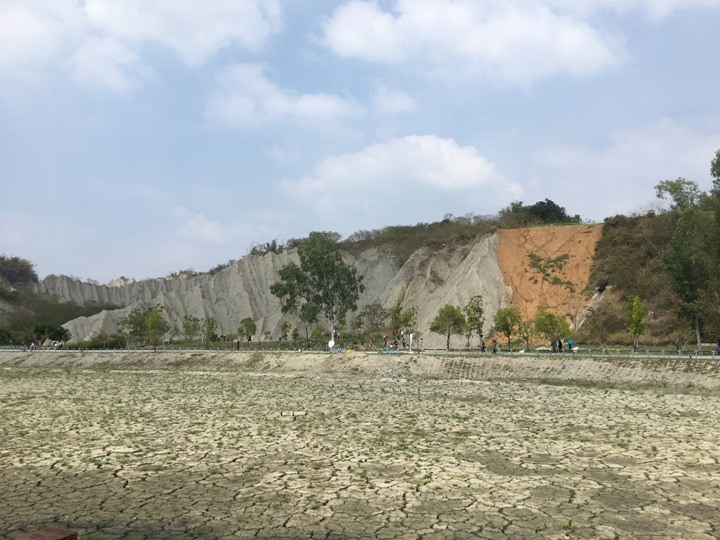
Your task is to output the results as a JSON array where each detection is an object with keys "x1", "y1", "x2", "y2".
[
  {"x1": 551, "y1": 338, "x2": 574, "y2": 352},
  {"x1": 28, "y1": 340, "x2": 64, "y2": 351},
  {"x1": 382, "y1": 330, "x2": 416, "y2": 350}
]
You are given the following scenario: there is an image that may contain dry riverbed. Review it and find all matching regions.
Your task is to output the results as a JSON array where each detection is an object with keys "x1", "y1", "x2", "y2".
[{"x1": 1, "y1": 351, "x2": 720, "y2": 539}]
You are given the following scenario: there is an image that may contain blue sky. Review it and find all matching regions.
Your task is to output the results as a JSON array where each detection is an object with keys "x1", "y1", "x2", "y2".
[{"x1": 2, "y1": 0, "x2": 719, "y2": 284}]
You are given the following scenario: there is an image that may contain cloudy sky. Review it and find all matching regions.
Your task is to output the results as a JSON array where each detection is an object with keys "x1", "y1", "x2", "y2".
[{"x1": 2, "y1": 0, "x2": 719, "y2": 283}]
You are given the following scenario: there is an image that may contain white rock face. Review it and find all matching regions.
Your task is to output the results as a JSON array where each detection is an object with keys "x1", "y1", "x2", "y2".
[{"x1": 36, "y1": 234, "x2": 508, "y2": 348}]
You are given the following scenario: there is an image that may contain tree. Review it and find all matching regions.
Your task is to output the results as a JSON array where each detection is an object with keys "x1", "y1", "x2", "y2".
[
  {"x1": 182, "y1": 314, "x2": 201, "y2": 343},
  {"x1": 280, "y1": 320, "x2": 291, "y2": 339},
  {"x1": 498, "y1": 199, "x2": 579, "y2": 227},
  {"x1": 49, "y1": 326, "x2": 71, "y2": 343},
  {"x1": 655, "y1": 178, "x2": 703, "y2": 211},
  {"x1": 518, "y1": 318, "x2": 534, "y2": 350},
  {"x1": 389, "y1": 301, "x2": 417, "y2": 337},
  {"x1": 250, "y1": 239, "x2": 284, "y2": 256},
  {"x1": 579, "y1": 307, "x2": 608, "y2": 346},
  {"x1": 270, "y1": 231, "x2": 364, "y2": 333},
  {"x1": 463, "y1": 295, "x2": 484, "y2": 348},
  {"x1": 710, "y1": 149, "x2": 720, "y2": 315},
  {"x1": 534, "y1": 309, "x2": 570, "y2": 345},
  {"x1": 297, "y1": 302, "x2": 320, "y2": 340},
  {"x1": 359, "y1": 301, "x2": 389, "y2": 332},
  {"x1": 119, "y1": 305, "x2": 159, "y2": 345},
  {"x1": 146, "y1": 310, "x2": 170, "y2": 350},
  {"x1": 238, "y1": 317, "x2": 257, "y2": 342},
  {"x1": 119, "y1": 305, "x2": 167, "y2": 348},
  {"x1": 0, "y1": 255, "x2": 39, "y2": 284},
  {"x1": 711, "y1": 148, "x2": 720, "y2": 186},
  {"x1": 33, "y1": 324, "x2": 70, "y2": 343},
  {"x1": 626, "y1": 295, "x2": 649, "y2": 350},
  {"x1": 203, "y1": 317, "x2": 218, "y2": 347},
  {"x1": 493, "y1": 307, "x2": 522, "y2": 349},
  {"x1": 664, "y1": 207, "x2": 716, "y2": 346},
  {"x1": 430, "y1": 304, "x2": 467, "y2": 350}
]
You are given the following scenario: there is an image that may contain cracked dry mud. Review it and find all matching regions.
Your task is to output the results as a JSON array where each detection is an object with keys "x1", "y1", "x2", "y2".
[{"x1": 2, "y1": 359, "x2": 720, "y2": 539}]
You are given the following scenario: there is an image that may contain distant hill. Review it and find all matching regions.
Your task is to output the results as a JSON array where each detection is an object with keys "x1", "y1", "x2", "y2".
[
  {"x1": 25, "y1": 224, "x2": 601, "y2": 349},
  {"x1": 4, "y1": 205, "x2": 712, "y2": 349}
]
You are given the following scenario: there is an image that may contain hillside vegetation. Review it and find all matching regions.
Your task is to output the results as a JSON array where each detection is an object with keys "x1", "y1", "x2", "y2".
[
  {"x1": 582, "y1": 161, "x2": 720, "y2": 348},
  {"x1": 341, "y1": 198, "x2": 580, "y2": 264},
  {"x1": 0, "y1": 255, "x2": 118, "y2": 344}
]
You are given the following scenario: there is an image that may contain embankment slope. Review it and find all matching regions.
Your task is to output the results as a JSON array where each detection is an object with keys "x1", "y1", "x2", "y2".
[{"x1": 2, "y1": 350, "x2": 719, "y2": 391}]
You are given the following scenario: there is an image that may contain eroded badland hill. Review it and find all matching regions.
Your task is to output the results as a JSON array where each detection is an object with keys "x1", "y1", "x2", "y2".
[{"x1": 26, "y1": 224, "x2": 605, "y2": 348}]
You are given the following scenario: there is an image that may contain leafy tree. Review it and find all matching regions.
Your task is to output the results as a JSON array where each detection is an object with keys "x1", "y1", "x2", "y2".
[
  {"x1": 389, "y1": 301, "x2": 418, "y2": 337},
  {"x1": 32, "y1": 324, "x2": 70, "y2": 343},
  {"x1": 119, "y1": 305, "x2": 167, "y2": 347},
  {"x1": 0, "y1": 255, "x2": 39, "y2": 285},
  {"x1": 710, "y1": 150, "x2": 720, "y2": 314},
  {"x1": 182, "y1": 314, "x2": 201, "y2": 342},
  {"x1": 203, "y1": 317, "x2": 218, "y2": 347},
  {"x1": 498, "y1": 199, "x2": 580, "y2": 227},
  {"x1": 664, "y1": 207, "x2": 716, "y2": 346},
  {"x1": 578, "y1": 307, "x2": 608, "y2": 346},
  {"x1": 270, "y1": 231, "x2": 364, "y2": 333},
  {"x1": 119, "y1": 305, "x2": 158, "y2": 345},
  {"x1": 655, "y1": 178, "x2": 703, "y2": 211},
  {"x1": 280, "y1": 320, "x2": 292, "y2": 339},
  {"x1": 49, "y1": 326, "x2": 70, "y2": 342},
  {"x1": 359, "y1": 301, "x2": 389, "y2": 332},
  {"x1": 430, "y1": 304, "x2": 467, "y2": 350},
  {"x1": 710, "y1": 148, "x2": 720, "y2": 186},
  {"x1": 518, "y1": 318, "x2": 534, "y2": 350},
  {"x1": 525, "y1": 199, "x2": 579, "y2": 223},
  {"x1": 32, "y1": 324, "x2": 51, "y2": 341},
  {"x1": 626, "y1": 295, "x2": 649, "y2": 350},
  {"x1": 534, "y1": 309, "x2": 570, "y2": 344},
  {"x1": 297, "y1": 303, "x2": 320, "y2": 340},
  {"x1": 251, "y1": 239, "x2": 283, "y2": 256},
  {"x1": 493, "y1": 307, "x2": 522, "y2": 349},
  {"x1": 238, "y1": 317, "x2": 257, "y2": 341},
  {"x1": 311, "y1": 324, "x2": 326, "y2": 344},
  {"x1": 463, "y1": 295, "x2": 484, "y2": 348},
  {"x1": 146, "y1": 310, "x2": 170, "y2": 350}
]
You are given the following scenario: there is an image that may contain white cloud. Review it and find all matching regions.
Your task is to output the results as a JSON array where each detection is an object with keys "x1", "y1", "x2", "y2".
[
  {"x1": 68, "y1": 37, "x2": 150, "y2": 92},
  {"x1": 281, "y1": 135, "x2": 522, "y2": 230},
  {"x1": 534, "y1": 118, "x2": 720, "y2": 219},
  {"x1": 83, "y1": 0, "x2": 282, "y2": 67},
  {"x1": 545, "y1": 0, "x2": 720, "y2": 20},
  {"x1": 205, "y1": 63, "x2": 365, "y2": 127},
  {"x1": 0, "y1": 0, "x2": 85, "y2": 76},
  {"x1": 171, "y1": 207, "x2": 248, "y2": 245},
  {"x1": 0, "y1": 0, "x2": 282, "y2": 89},
  {"x1": 372, "y1": 85, "x2": 417, "y2": 114},
  {"x1": 322, "y1": 0, "x2": 623, "y2": 84}
]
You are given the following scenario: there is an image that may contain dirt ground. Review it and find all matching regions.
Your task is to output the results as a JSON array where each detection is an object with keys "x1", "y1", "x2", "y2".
[
  {"x1": 496, "y1": 225, "x2": 603, "y2": 324},
  {"x1": 2, "y1": 350, "x2": 720, "y2": 539}
]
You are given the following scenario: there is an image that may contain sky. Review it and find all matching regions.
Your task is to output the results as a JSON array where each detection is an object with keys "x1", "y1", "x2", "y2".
[{"x1": 1, "y1": 0, "x2": 720, "y2": 284}]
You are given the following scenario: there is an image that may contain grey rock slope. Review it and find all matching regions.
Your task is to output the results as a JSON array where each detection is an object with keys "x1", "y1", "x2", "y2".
[{"x1": 37, "y1": 234, "x2": 507, "y2": 348}]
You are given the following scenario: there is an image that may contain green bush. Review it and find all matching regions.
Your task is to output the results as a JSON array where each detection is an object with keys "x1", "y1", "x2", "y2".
[
  {"x1": 75, "y1": 333, "x2": 127, "y2": 350},
  {"x1": 0, "y1": 255, "x2": 38, "y2": 285}
]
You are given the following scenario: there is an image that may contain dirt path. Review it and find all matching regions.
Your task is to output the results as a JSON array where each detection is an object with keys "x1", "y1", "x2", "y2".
[{"x1": 2, "y1": 351, "x2": 719, "y2": 539}]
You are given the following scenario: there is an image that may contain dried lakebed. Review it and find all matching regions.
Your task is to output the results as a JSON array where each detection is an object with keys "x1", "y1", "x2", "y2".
[{"x1": 2, "y1": 351, "x2": 720, "y2": 539}]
